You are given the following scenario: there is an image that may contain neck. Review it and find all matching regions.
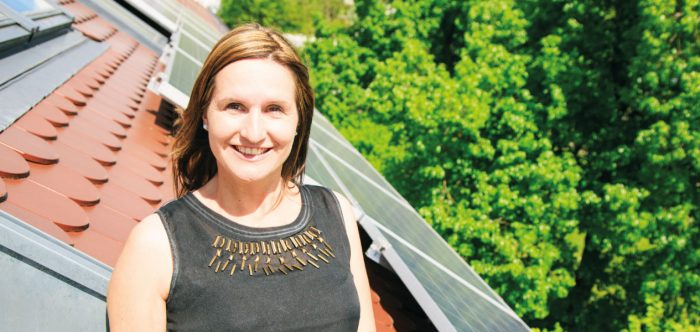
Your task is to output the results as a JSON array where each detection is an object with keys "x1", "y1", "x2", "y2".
[{"x1": 201, "y1": 172, "x2": 291, "y2": 224}]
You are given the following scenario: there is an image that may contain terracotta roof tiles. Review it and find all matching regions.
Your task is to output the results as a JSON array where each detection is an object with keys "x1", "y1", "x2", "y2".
[
  {"x1": 0, "y1": 126, "x2": 59, "y2": 164},
  {"x1": 49, "y1": 140, "x2": 109, "y2": 183},
  {"x1": 14, "y1": 112, "x2": 59, "y2": 140},
  {"x1": 0, "y1": 200, "x2": 73, "y2": 244},
  {"x1": 32, "y1": 101, "x2": 71, "y2": 127},
  {"x1": 0, "y1": 143, "x2": 30, "y2": 178},
  {"x1": 0, "y1": 178, "x2": 6, "y2": 202},
  {"x1": 4, "y1": 178, "x2": 90, "y2": 232}
]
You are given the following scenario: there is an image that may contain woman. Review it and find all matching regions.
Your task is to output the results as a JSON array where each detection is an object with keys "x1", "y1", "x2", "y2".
[{"x1": 107, "y1": 23, "x2": 375, "y2": 331}]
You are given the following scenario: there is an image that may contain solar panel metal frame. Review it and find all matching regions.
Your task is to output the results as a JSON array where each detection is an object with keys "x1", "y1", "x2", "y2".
[{"x1": 121, "y1": 0, "x2": 179, "y2": 32}]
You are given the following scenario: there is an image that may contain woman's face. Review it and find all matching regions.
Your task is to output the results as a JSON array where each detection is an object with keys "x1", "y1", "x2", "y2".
[{"x1": 204, "y1": 58, "x2": 298, "y2": 184}]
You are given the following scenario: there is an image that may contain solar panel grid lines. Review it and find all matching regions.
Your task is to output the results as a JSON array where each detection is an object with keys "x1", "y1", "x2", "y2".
[
  {"x1": 379, "y1": 226, "x2": 529, "y2": 331},
  {"x1": 309, "y1": 139, "x2": 512, "y2": 301},
  {"x1": 365, "y1": 216, "x2": 524, "y2": 325},
  {"x1": 311, "y1": 112, "x2": 369, "y2": 158},
  {"x1": 164, "y1": 49, "x2": 200, "y2": 101},
  {"x1": 177, "y1": 29, "x2": 212, "y2": 62},
  {"x1": 309, "y1": 114, "x2": 406, "y2": 199},
  {"x1": 306, "y1": 145, "x2": 349, "y2": 195},
  {"x1": 308, "y1": 142, "x2": 358, "y2": 203},
  {"x1": 179, "y1": 14, "x2": 219, "y2": 44},
  {"x1": 309, "y1": 139, "x2": 413, "y2": 210}
]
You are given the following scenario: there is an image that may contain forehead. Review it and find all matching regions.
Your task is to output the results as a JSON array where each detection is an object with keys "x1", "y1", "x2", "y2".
[{"x1": 212, "y1": 58, "x2": 296, "y2": 102}]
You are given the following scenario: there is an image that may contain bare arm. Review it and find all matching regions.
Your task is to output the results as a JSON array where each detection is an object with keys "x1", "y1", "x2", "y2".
[
  {"x1": 334, "y1": 192, "x2": 377, "y2": 332},
  {"x1": 107, "y1": 213, "x2": 172, "y2": 331}
]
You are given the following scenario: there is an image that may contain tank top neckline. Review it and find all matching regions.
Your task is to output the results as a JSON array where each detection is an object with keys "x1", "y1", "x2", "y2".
[{"x1": 182, "y1": 185, "x2": 312, "y2": 239}]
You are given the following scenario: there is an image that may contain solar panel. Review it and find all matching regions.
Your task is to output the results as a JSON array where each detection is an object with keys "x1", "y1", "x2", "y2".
[
  {"x1": 181, "y1": 11, "x2": 220, "y2": 43},
  {"x1": 178, "y1": 29, "x2": 212, "y2": 62},
  {"x1": 308, "y1": 139, "x2": 501, "y2": 298},
  {"x1": 310, "y1": 112, "x2": 405, "y2": 199},
  {"x1": 305, "y1": 110, "x2": 531, "y2": 330},
  {"x1": 156, "y1": 49, "x2": 198, "y2": 107},
  {"x1": 144, "y1": 0, "x2": 224, "y2": 108}
]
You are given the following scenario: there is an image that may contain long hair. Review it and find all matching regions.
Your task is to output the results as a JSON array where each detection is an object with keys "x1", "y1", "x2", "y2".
[{"x1": 171, "y1": 23, "x2": 314, "y2": 197}]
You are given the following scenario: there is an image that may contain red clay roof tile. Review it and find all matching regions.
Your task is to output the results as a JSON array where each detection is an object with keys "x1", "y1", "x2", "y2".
[
  {"x1": 82, "y1": 103, "x2": 133, "y2": 127},
  {"x1": 61, "y1": 1, "x2": 97, "y2": 23},
  {"x1": 56, "y1": 86, "x2": 88, "y2": 106},
  {"x1": 67, "y1": 229, "x2": 123, "y2": 266},
  {"x1": 89, "y1": 95, "x2": 137, "y2": 119},
  {"x1": 0, "y1": 200, "x2": 74, "y2": 245},
  {"x1": 57, "y1": 127, "x2": 117, "y2": 165},
  {"x1": 115, "y1": 152, "x2": 164, "y2": 186},
  {"x1": 32, "y1": 101, "x2": 70, "y2": 127},
  {"x1": 14, "y1": 112, "x2": 59, "y2": 140},
  {"x1": 66, "y1": 79, "x2": 96, "y2": 97},
  {"x1": 98, "y1": 181, "x2": 155, "y2": 221},
  {"x1": 107, "y1": 164, "x2": 162, "y2": 204},
  {"x1": 0, "y1": 143, "x2": 30, "y2": 178},
  {"x1": 50, "y1": 140, "x2": 108, "y2": 183},
  {"x1": 4, "y1": 178, "x2": 89, "y2": 231},
  {"x1": 0, "y1": 127, "x2": 59, "y2": 164},
  {"x1": 66, "y1": 117, "x2": 123, "y2": 151},
  {"x1": 45, "y1": 94, "x2": 80, "y2": 115},
  {"x1": 71, "y1": 108, "x2": 128, "y2": 138},
  {"x1": 84, "y1": 204, "x2": 137, "y2": 242},
  {"x1": 142, "y1": 92, "x2": 162, "y2": 113},
  {"x1": 0, "y1": 178, "x2": 6, "y2": 202},
  {"x1": 28, "y1": 163, "x2": 101, "y2": 206},
  {"x1": 117, "y1": 143, "x2": 167, "y2": 170}
]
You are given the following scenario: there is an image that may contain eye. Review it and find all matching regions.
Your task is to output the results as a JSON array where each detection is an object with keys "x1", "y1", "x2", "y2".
[
  {"x1": 225, "y1": 102, "x2": 243, "y2": 111},
  {"x1": 267, "y1": 105, "x2": 283, "y2": 113}
]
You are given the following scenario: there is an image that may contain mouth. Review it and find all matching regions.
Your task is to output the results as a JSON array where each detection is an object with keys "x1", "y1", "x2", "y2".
[{"x1": 233, "y1": 145, "x2": 272, "y2": 159}]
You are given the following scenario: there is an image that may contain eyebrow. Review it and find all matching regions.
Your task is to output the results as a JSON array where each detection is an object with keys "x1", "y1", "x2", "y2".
[{"x1": 215, "y1": 97, "x2": 292, "y2": 108}]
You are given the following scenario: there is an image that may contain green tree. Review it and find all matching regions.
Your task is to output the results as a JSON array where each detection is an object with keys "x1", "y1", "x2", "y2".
[
  {"x1": 305, "y1": 0, "x2": 700, "y2": 329},
  {"x1": 306, "y1": 0, "x2": 583, "y2": 324},
  {"x1": 218, "y1": 0, "x2": 350, "y2": 35}
]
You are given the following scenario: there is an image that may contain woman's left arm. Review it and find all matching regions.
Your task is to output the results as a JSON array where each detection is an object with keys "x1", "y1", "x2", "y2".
[{"x1": 335, "y1": 192, "x2": 377, "y2": 332}]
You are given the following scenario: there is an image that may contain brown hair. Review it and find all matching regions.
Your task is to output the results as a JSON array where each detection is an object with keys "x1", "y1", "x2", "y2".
[{"x1": 171, "y1": 23, "x2": 314, "y2": 197}]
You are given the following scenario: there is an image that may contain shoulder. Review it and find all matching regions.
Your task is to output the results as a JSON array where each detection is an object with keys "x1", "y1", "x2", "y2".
[
  {"x1": 109, "y1": 213, "x2": 172, "y2": 299},
  {"x1": 302, "y1": 184, "x2": 357, "y2": 222},
  {"x1": 127, "y1": 214, "x2": 170, "y2": 250},
  {"x1": 107, "y1": 213, "x2": 171, "y2": 329}
]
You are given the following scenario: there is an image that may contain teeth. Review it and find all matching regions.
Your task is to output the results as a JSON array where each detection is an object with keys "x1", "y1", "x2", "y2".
[{"x1": 237, "y1": 146, "x2": 267, "y2": 155}]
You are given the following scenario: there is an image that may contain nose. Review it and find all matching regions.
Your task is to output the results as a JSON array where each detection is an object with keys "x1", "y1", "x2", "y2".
[{"x1": 240, "y1": 110, "x2": 265, "y2": 144}]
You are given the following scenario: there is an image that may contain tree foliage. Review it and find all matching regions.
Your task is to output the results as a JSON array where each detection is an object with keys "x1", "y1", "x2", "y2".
[
  {"x1": 301, "y1": 0, "x2": 700, "y2": 330},
  {"x1": 218, "y1": 0, "x2": 350, "y2": 34}
]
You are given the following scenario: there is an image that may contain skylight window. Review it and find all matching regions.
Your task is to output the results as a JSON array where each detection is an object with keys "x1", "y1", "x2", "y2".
[
  {"x1": 1, "y1": 0, "x2": 54, "y2": 14},
  {"x1": 0, "y1": 0, "x2": 72, "y2": 52}
]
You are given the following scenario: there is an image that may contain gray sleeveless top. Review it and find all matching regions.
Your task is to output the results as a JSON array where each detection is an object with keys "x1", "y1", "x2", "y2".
[{"x1": 156, "y1": 184, "x2": 360, "y2": 331}]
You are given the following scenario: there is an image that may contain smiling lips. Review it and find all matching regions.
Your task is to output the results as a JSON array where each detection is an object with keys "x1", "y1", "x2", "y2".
[{"x1": 233, "y1": 145, "x2": 271, "y2": 156}]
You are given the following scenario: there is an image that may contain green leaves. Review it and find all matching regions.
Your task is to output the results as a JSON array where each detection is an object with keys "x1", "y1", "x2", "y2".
[{"x1": 300, "y1": 0, "x2": 700, "y2": 329}]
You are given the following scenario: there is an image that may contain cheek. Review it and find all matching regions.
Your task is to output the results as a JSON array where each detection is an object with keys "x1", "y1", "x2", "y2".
[{"x1": 270, "y1": 119, "x2": 298, "y2": 144}]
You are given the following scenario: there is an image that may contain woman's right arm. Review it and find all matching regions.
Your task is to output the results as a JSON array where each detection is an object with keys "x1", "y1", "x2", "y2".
[{"x1": 107, "y1": 213, "x2": 173, "y2": 331}]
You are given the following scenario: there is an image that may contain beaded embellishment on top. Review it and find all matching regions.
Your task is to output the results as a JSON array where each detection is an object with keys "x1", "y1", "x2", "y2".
[{"x1": 207, "y1": 225, "x2": 335, "y2": 276}]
